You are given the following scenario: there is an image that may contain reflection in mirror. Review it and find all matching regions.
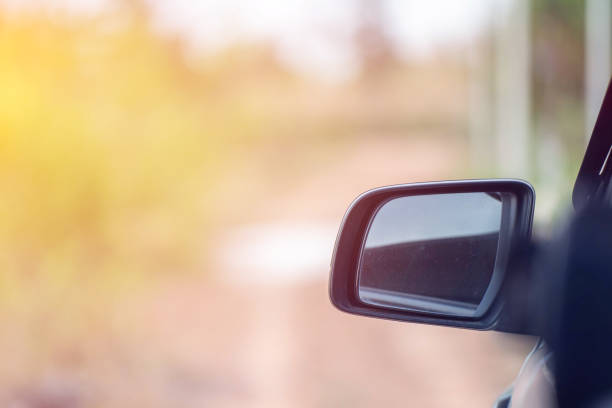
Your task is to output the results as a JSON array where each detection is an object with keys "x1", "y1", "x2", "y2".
[{"x1": 358, "y1": 192, "x2": 502, "y2": 317}]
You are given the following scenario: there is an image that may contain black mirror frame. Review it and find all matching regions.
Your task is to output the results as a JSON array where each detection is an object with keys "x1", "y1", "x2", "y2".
[{"x1": 329, "y1": 179, "x2": 535, "y2": 330}]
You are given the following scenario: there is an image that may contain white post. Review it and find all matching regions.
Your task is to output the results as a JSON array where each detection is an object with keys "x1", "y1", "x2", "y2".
[
  {"x1": 468, "y1": 41, "x2": 493, "y2": 174},
  {"x1": 585, "y1": 0, "x2": 611, "y2": 143},
  {"x1": 494, "y1": 0, "x2": 530, "y2": 178}
]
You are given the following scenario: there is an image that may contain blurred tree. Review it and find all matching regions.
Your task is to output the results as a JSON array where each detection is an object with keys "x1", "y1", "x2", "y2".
[
  {"x1": 529, "y1": 0, "x2": 587, "y2": 216},
  {"x1": 531, "y1": 0, "x2": 584, "y2": 146},
  {"x1": 0, "y1": 3, "x2": 266, "y2": 294},
  {"x1": 353, "y1": 0, "x2": 396, "y2": 79}
]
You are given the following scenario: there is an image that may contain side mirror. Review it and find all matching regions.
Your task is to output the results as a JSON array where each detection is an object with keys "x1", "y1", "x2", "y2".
[{"x1": 329, "y1": 179, "x2": 534, "y2": 330}]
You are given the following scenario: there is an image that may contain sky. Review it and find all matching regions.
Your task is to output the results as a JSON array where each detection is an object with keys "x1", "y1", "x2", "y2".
[
  {"x1": 149, "y1": 0, "x2": 495, "y2": 80},
  {"x1": 2, "y1": 0, "x2": 498, "y2": 81},
  {"x1": 365, "y1": 193, "x2": 502, "y2": 248}
]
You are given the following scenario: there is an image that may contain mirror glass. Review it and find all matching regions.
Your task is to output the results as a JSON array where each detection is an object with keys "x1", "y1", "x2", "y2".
[{"x1": 358, "y1": 192, "x2": 503, "y2": 317}]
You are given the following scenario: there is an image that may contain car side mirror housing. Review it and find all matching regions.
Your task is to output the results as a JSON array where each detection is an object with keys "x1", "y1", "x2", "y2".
[{"x1": 329, "y1": 179, "x2": 535, "y2": 330}]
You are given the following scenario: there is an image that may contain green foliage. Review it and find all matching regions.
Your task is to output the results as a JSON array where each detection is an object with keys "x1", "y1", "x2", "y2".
[{"x1": 0, "y1": 10, "x2": 267, "y2": 296}]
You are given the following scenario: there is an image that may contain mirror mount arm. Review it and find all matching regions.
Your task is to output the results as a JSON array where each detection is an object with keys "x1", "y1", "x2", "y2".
[{"x1": 494, "y1": 240, "x2": 541, "y2": 335}]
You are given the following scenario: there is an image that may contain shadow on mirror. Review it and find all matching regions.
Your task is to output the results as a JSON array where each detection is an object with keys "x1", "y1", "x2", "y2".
[{"x1": 358, "y1": 192, "x2": 503, "y2": 317}]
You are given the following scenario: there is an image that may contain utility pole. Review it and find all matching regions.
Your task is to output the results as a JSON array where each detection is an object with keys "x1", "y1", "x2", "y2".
[
  {"x1": 494, "y1": 0, "x2": 531, "y2": 179},
  {"x1": 585, "y1": 0, "x2": 611, "y2": 143}
]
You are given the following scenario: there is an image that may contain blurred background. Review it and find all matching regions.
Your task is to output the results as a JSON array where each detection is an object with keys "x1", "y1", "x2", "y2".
[{"x1": 0, "y1": 0, "x2": 607, "y2": 406}]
